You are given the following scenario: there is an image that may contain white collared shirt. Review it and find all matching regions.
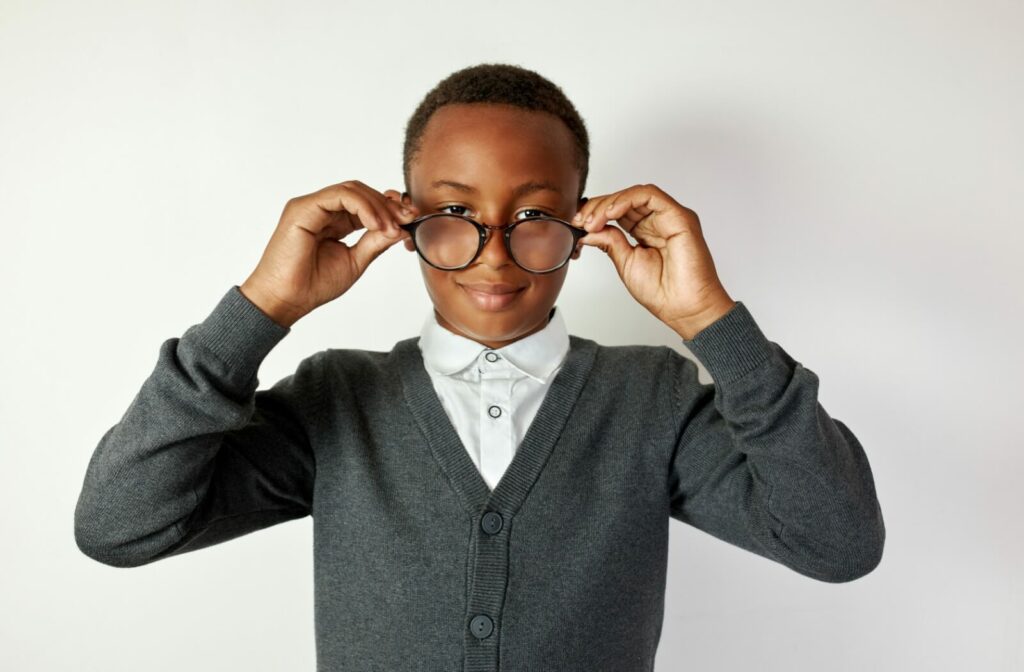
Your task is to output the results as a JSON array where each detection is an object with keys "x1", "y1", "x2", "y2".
[{"x1": 417, "y1": 306, "x2": 570, "y2": 491}]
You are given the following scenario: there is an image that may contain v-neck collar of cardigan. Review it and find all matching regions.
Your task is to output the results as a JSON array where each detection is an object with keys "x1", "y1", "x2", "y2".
[
  {"x1": 395, "y1": 332, "x2": 598, "y2": 515},
  {"x1": 417, "y1": 306, "x2": 570, "y2": 383}
]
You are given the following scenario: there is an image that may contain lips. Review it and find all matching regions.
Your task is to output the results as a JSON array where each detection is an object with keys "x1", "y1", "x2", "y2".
[
  {"x1": 459, "y1": 281, "x2": 526, "y2": 311},
  {"x1": 460, "y1": 282, "x2": 524, "y2": 294}
]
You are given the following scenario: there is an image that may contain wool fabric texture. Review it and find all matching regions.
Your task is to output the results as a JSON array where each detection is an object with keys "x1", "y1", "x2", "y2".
[{"x1": 75, "y1": 285, "x2": 885, "y2": 671}]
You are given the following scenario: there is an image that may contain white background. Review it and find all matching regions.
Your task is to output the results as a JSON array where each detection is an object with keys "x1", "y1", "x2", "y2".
[{"x1": 2, "y1": 0, "x2": 1021, "y2": 670}]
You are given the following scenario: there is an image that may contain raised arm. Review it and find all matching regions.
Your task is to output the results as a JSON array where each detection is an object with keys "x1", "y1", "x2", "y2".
[
  {"x1": 74, "y1": 286, "x2": 319, "y2": 568},
  {"x1": 667, "y1": 301, "x2": 885, "y2": 583}
]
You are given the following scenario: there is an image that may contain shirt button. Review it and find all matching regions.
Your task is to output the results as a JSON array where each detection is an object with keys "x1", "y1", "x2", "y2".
[
  {"x1": 488, "y1": 405, "x2": 502, "y2": 418},
  {"x1": 469, "y1": 614, "x2": 494, "y2": 639},
  {"x1": 485, "y1": 351, "x2": 499, "y2": 362},
  {"x1": 481, "y1": 511, "x2": 503, "y2": 535}
]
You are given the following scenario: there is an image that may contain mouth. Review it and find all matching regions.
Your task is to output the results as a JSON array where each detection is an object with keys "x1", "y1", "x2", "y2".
[{"x1": 458, "y1": 282, "x2": 526, "y2": 311}]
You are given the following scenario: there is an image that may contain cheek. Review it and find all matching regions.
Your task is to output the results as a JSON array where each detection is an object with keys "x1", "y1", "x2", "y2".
[
  {"x1": 420, "y1": 264, "x2": 460, "y2": 302},
  {"x1": 530, "y1": 269, "x2": 569, "y2": 297}
]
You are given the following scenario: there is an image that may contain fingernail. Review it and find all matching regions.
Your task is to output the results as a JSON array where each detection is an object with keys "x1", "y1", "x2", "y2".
[
  {"x1": 573, "y1": 212, "x2": 582, "y2": 222},
  {"x1": 401, "y1": 207, "x2": 412, "y2": 216}
]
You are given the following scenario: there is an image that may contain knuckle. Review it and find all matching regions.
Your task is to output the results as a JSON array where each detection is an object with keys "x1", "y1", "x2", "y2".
[{"x1": 283, "y1": 195, "x2": 307, "y2": 214}]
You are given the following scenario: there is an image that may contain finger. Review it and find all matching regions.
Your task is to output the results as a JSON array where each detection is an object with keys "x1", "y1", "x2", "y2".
[
  {"x1": 606, "y1": 207, "x2": 646, "y2": 244},
  {"x1": 571, "y1": 196, "x2": 589, "y2": 224},
  {"x1": 576, "y1": 191, "x2": 636, "y2": 233},
  {"x1": 383, "y1": 189, "x2": 420, "y2": 222},
  {"x1": 572, "y1": 193, "x2": 614, "y2": 231},
  {"x1": 579, "y1": 225, "x2": 633, "y2": 275},
  {"x1": 595, "y1": 187, "x2": 659, "y2": 236},
  {"x1": 382, "y1": 198, "x2": 419, "y2": 238},
  {"x1": 314, "y1": 181, "x2": 394, "y2": 237},
  {"x1": 346, "y1": 181, "x2": 404, "y2": 236},
  {"x1": 383, "y1": 190, "x2": 419, "y2": 244},
  {"x1": 350, "y1": 226, "x2": 405, "y2": 274}
]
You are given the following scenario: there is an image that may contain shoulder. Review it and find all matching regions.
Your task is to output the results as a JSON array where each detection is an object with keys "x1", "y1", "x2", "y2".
[
  {"x1": 319, "y1": 342, "x2": 400, "y2": 378},
  {"x1": 575, "y1": 335, "x2": 697, "y2": 388}
]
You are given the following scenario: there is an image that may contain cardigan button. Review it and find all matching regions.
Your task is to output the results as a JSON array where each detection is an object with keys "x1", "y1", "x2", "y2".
[
  {"x1": 481, "y1": 511, "x2": 503, "y2": 535},
  {"x1": 469, "y1": 614, "x2": 494, "y2": 639},
  {"x1": 488, "y1": 405, "x2": 502, "y2": 418},
  {"x1": 484, "y1": 351, "x2": 499, "y2": 362}
]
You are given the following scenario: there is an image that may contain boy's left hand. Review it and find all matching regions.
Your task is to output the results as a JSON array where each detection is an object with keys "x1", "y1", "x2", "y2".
[{"x1": 575, "y1": 183, "x2": 737, "y2": 341}]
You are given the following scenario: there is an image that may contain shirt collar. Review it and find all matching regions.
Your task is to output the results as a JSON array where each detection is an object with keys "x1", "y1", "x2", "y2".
[{"x1": 418, "y1": 305, "x2": 570, "y2": 383}]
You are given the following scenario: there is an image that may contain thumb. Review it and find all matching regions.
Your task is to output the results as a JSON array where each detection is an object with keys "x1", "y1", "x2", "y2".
[
  {"x1": 350, "y1": 227, "x2": 403, "y2": 275},
  {"x1": 581, "y1": 225, "x2": 633, "y2": 275}
]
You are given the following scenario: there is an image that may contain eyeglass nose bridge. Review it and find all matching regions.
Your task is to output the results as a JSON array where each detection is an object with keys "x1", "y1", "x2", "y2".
[{"x1": 476, "y1": 220, "x2": 513, "y2": 246}]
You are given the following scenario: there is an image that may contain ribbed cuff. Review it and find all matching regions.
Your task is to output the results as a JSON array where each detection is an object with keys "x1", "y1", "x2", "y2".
[
  {"x1": 681, "y1": 301, "x2": 775, "y2": 385},
  {"x1": 186, "y1": 285, "x2": 291, "y2": 375}
]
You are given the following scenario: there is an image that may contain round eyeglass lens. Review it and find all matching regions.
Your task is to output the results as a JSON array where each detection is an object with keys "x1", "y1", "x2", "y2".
[
  {"x1": 414, "y1": 216, "x2": 480, "y2": 269},
  {"x1": 508, "y1": 218, "x2": 576, "y2": 272}
]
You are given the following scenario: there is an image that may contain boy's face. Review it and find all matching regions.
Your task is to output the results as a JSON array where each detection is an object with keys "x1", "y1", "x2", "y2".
[{"x1": 403, "y1": 103, "x2": 586, "y2": 350}]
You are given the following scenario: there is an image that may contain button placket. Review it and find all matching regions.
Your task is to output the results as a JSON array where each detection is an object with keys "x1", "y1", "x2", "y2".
[{"x1": 478, "y1": 353, "x2": 513, "y2": 491}]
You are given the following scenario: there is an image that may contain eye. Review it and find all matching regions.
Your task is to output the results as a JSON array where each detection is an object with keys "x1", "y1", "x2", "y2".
[
  {"x1": 516, "y1": 208, "x2": 552, "y2": 219},
  {"x1": 438, "y1": 205, "x2": 553, "y2": 220}
]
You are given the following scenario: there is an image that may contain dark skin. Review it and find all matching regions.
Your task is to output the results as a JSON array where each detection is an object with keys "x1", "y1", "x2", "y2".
[
  {"x1": 240, "y1": 102, "x2": 734, "y2": 340},
  {"x1": 383, "y1": 103, "x2": 587, "y2": 350}
]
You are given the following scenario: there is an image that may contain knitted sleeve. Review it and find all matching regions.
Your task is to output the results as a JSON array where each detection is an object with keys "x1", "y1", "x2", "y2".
[
  {"x1": 666, "y1": 301, "x2": 885, "y2": 583},
  {"x1": 74, "y1": 286, "x2": 319, "y2": 568}
]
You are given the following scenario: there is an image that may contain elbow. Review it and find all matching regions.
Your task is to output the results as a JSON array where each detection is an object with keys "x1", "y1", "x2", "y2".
[
  {"x1": 74, "y1": 498, "x2": 153, "y2": 569},
  {"x1": 807, "y1": 512, "x2": 886, "y2": 584},
  {"x1": 74, "y1": 516, "x2": 139, "y2": 569},
  {"x1": 817, "y1": 534, "x2": 884, "y2": 583},
  {"x1": 778, "y1": 504, "x2": 886, "y2": 584},
  {"x1": 75, "y1": 532, "x2": 144, "y2": 568}
]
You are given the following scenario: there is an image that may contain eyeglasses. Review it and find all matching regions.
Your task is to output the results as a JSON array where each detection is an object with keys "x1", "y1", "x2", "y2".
[{"x1": 398, "y1": 213, "x2": 587, "y2": 274}]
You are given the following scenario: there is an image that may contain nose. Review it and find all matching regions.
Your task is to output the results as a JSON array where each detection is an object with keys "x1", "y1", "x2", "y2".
[{"x1": 475, "y1": 222, "x2": 515, "y2": 270}]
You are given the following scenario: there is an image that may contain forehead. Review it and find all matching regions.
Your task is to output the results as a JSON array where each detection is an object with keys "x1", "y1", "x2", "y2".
[{"x1": 410, "y1": 103, "x2": 578, "y2": 198}]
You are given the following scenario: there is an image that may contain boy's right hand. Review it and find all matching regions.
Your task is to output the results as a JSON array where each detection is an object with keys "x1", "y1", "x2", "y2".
[{"x1": 239, "y1": 181, "x2": 419, "y2": 328}]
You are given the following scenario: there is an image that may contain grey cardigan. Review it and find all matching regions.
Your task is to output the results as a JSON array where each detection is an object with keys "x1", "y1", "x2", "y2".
[{"x1": 74, "y1": 285, "x2": 885, "y2": 672}]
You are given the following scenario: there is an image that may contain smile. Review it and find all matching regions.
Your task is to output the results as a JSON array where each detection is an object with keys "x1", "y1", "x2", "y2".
[{"x1": 459, "y1": 283, "x2": 525, "y2": 311}]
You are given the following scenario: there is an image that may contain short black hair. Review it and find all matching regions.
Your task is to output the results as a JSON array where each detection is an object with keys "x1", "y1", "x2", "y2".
[{"x1": 402, "y1": 62, "x2": 590, "y2": 201}]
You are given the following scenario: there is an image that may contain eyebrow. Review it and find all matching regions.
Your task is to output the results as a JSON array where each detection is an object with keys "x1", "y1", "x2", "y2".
[{"x1": 430, "y1": 179, "x2": 562, "y2": 198}]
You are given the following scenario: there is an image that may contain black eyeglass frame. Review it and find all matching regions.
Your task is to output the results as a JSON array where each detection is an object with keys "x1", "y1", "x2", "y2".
[{"x1": 398, "y1": 213, "x2": 588, "y2": 274}]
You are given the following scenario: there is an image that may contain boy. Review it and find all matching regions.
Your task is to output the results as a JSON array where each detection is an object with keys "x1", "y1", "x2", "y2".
[{"x1": 75, "y1": 63, "x2": 885, "y2": 671}]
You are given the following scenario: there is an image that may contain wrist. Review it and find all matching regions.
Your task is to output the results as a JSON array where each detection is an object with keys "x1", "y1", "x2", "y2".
[
  {"x1": 238, "y1": 281, "x2": 305, "y2": 329},
  {"x1": 667, "y1": 296, "x2": 737, "y2": 341}
]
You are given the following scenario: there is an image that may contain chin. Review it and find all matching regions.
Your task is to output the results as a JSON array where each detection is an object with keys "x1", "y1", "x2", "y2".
[
  {"x1": 423, "y1": 264, "x2": 562, "y2": 345},
  {"x1": 453, "y1": 312, "x2": 533, "y2": 343}
]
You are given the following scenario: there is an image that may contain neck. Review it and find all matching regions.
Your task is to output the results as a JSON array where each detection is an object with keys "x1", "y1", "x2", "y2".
[{"x1": 435, "y1": 307, "x2": 554, "y2": 349}]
